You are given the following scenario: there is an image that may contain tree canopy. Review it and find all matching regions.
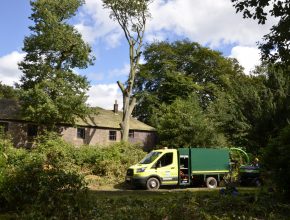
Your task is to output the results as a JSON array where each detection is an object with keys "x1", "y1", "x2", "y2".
[
  {"x1": 0, "y1": 82, "x2": 19, "y2": 99},
  {"x1": 18, "y1": 0, "x2": 94, "y2": 128},
  {"x1": 153, "y1": 96, "x2": 227, "y2": 148},
  {"x1": 133, "y1": 40, "x2": 290, "y2": 153},
  {"x1": 134, "y1": 40, "x2": 244, "y2": 123}
]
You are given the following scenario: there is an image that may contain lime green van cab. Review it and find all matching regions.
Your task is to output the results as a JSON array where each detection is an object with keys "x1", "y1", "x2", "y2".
[{"x1": 126, "y1": 148, "x2": 230, "y2": 190}]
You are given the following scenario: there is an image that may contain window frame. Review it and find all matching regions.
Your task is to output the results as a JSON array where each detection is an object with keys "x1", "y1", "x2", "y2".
[
  {"x1": 77, "y1": 127, "x2": 86, "y2": 139},
  {"x1": 109, "y1": 130, "x2": 117, "y2": 141},
  {"x1": 129, "y1": 130, "x2": 134, "y2": 138}
]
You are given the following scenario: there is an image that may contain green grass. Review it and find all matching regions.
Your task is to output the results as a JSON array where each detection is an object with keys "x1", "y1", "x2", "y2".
[{"x1": 1, "y1": 188, "x2": 289, "y2": 220}]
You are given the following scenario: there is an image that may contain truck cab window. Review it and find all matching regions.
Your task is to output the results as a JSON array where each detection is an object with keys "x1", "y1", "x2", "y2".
[
  {"x1": 157, "y1": 153, "x2": 173, "y2": 167},
  {"x1": 140, "y1": 152, "x2": 161, "y2": 164}
]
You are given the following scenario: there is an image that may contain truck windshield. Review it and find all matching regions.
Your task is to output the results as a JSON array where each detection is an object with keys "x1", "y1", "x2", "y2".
[{"x1": 139, "y1": 152, "x2": 161, "y2": 164}]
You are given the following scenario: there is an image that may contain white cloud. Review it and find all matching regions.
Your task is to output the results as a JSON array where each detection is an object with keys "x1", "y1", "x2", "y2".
[
  {"x1": 78, "y1": 0, "x2": 276, "y2": 49},
  {"x1": 0, "y1": 51, "x2": 25, "y2": 86},
  {"x1": 146, "y1": 0, "x2": 276, "y2": 48},
  {"x1": 87, "y1": 83, "x2": 123, "y2": 110},
  {"x1": 75, "y1": 0, "x2": 123, "y2": 48},
  {"x1": 108, "y1": 63, "x2": 130, "y2": 78},
  {"x1": 230, "y1": 46, "x2": 261, "y2": 74}
]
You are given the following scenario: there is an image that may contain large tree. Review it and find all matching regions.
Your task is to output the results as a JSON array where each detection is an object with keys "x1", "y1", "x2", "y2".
[
  {"x1": 19, "y1": 0, "x2": 94, "y2": 128},
  {"x1": 231, "y1": 0, "x2": 290, "y2": 65},
  {"x1": 134, "y1": 40, "x2": 244, "y2": 123},
  {"x1": 102, "y1": 0, "x2": 152, "y2": 141},
  {"x1": 152, "y1": 96, "x2": 227, "y2": 148}
]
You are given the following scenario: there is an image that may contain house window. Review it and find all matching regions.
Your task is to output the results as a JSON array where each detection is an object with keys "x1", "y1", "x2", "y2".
[
  {"x1": 109, "y1": 130, "x2": 116, "y2": 141},
  {"x1": 129, "y1": 130, "x2": 134, "y2": 138},
  {"x1": 0, "y1": 122, "x2": 8, "y2": 133},
  {"x1": 77, "y1": 127, "x2": 85, "y2": 139},
  {"x1": 27, "y1": 124, "x2": 37, "y2": 137}
]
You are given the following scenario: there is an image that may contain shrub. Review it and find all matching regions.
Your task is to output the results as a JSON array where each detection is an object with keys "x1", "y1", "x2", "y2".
[
  {"x1": 262, "y1": 124, "x2": 290, "y2": 197},
  {"x1": 0, "y1": 132, "x2": 86, "y2": 212},
  {"x1": 72, "y1": 142, "x2": 146, "y2": 184}
]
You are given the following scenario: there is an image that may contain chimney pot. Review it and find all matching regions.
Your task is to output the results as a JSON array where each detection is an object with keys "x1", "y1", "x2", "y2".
[{"x1": 114, "y1": 100, "x2": 118, "y2": 114}]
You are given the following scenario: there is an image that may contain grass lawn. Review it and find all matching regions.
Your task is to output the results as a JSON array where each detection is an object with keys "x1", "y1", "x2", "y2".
[{"x1": 1, "y1": 187, "x2": 289, "y2": 219}]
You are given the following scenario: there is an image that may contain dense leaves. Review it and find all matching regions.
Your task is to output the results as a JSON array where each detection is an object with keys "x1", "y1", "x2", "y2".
[
  {"x1": 263, "y1": 124, "x2": 290, "y2": 196},
  {"x1": 134, "y1": 40, "x2": 244, "y2": 123},
  {"x1": 0, "y1": 132, "x2": 84, "y2": 212},
  {"x1": 18, "y1": 0, "x2": 94, "y2": 127},
  {"x1": 153, "y1": 96, "x2": 227, "y2": 148},
  {"x1": 0, "y1": 82, "x2": 19, "y2": 99},
  {"x1": 0, "y1": 132, "x2": 145, "y2": 215}
]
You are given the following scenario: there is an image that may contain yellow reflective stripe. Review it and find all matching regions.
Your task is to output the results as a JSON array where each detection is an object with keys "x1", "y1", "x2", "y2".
[{"x1": 191, "y1": 170, "x2": 229, "y2": 174}]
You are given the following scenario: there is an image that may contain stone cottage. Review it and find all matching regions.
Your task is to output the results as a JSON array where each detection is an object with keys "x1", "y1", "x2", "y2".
[{"x1": 0, "y1": 99, "x2": 156, "y2": 150}]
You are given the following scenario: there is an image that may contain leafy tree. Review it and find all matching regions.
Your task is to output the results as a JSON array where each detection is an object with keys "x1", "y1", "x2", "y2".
[
  {"x1": 102, "y1": 0, "x2": 152, "y2": 141},
  {"x1": 0, "y1": 82, "x2": 19, "y2": 99},
  {"x1": 207, "y1": 73, "x2": 272, "y2": 151},
  {"x1": 231, "y1": 0, "x2": 290, "y2": 65},
  {"x1": 134, "y1": 40, "x2": 244, "y2": 123},
  {"x1": 18, "y1": 0, "x2": 94, "y2": 128},
  {"x1": 152, "y1": 96, "x2": 227, "y2": 148},
  {"x1": 262, "y1": 124, "x2": 290, "y2": 196}
]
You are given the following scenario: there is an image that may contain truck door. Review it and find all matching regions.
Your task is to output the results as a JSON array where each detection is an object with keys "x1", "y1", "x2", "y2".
[
  {"x1": 155, "y1": 152, "x2": 178, "y2": 185},
  {"x1": 179, "y1": 155, "x2": 190, "y2": 185}
]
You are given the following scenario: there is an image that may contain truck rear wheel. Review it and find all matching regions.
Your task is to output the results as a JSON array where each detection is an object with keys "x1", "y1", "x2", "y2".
[
  {"x1": 206, "y1": 177, "x2": 218, "y2": 189},
  {"x1": 146, "y1": 177, "x2": 160, "y2": 190}
]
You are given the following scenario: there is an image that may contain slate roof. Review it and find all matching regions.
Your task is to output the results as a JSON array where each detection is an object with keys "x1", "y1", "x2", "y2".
[{"x1": 0, "y1": 98, "x2": 155, "y2": 131}]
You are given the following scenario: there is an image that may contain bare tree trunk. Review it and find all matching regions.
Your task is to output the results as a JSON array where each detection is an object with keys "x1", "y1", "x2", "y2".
[
  {"x1": 118, "y1": 80, "x2": 136, "y2": 142},
  {"x1": 102, "y1": 0, "x2": 151, "y2": 141}
]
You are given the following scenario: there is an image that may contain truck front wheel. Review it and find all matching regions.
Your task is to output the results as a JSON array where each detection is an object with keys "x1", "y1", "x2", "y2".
[
  {"x1": 146, "y1": 177, "x2": 160, "y2": 190},
  {"x1": 206, "y1": 177, "x2": 218, "y2": 189}
]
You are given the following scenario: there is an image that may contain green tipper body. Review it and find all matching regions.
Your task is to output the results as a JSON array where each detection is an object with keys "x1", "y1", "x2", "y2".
[{"x1": 178, "y1": 148, "x2": 230, "y2": 174}]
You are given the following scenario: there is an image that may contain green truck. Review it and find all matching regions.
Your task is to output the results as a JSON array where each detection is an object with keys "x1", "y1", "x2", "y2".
[{"x1": 126, "y1": 148, "x2": 231, "y2": 190}]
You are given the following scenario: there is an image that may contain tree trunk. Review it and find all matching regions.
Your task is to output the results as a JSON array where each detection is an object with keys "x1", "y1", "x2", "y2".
[{"x1": 118, "y1": 84, "x2": 136, "y2": 141}]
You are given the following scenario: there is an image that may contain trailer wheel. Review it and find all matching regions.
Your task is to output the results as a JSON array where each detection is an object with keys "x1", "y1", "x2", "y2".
[
  {"x1": 146, "y1": 177, "x2": 160, "y2": 190},
  {"x1": 206, "y1": 177, "x2": 218, "y2": 189}
]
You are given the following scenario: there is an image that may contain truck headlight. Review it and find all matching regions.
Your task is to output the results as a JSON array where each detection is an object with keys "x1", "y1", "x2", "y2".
[{"x1": 136, "y1": 167, "x2": 146, "y2": 173}]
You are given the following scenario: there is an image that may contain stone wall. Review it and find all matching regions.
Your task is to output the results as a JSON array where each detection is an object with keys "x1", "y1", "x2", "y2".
[
  {"x1": 61, "y1": 126, "x2": 156, "y2": 150},
  {"x1": 0, "y1": 120, "x2": 156, "y2": 150},
  {"x1": 0, "y1": 120, "x2": 35, "y2": 148}
]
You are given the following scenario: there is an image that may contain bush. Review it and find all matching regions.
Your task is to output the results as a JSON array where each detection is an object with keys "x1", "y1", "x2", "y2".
[
  {"x1": 0, "y1": 132, "x2": 86, "y2": 212},
  {"x1": 262, "y1": 124, "x2": 290, "y2": 197},
  {"x1": 73, "y1": 142, "x2": 146, "y2": 184}
]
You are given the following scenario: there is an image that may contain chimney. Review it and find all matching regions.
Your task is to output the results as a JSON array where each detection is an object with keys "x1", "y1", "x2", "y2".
[{"x1": 113, "y1": 100, "x2": 118, "y2": 114}]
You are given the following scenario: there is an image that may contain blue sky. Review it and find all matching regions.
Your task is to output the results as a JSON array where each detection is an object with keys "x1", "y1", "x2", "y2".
[{"x1": 0, "y1": 0, "x2": 276, "y2": 109}]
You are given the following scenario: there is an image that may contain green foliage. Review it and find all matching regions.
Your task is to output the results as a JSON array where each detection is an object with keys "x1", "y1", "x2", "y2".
[
  {"x1": 262, "y1": 124, "x2": 290, "y2": 196},
  {"x1": 73, "y1": 143, "x2": 146, "y2": 183},
  {"x1": 0, "y1": 82, "x2": 19, "y2": 99},
  {"x1": 7, "y1": 191, "x2": 290, "y2": 219},
  {"x1": 153, "y1": 96, "x2": 227, "y2": 148},
  {"x1": 134, "y1": 40, "x2": 244, "y2": 123},
  {"x1": 0, "y1": 132, "x2": 85, "y2": 212},
  {"x1": 18, "y1": 0, "x2": 94, "y2": 127}
]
